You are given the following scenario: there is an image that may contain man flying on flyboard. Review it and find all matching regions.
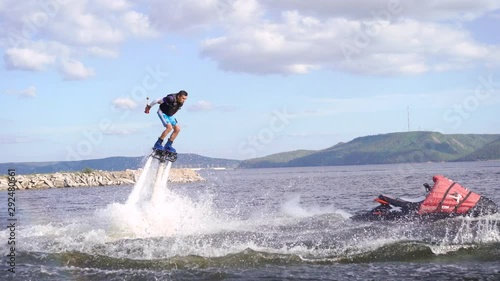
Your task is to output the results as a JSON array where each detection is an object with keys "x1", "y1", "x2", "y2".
[{"x1": 144, "y1": 90, "x2": 188, "y2": 162}]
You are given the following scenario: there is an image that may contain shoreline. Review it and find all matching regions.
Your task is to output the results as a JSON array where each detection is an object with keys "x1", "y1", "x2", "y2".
[{"x1": 0, "y1": 168, "x2": 205, "y2": 190}]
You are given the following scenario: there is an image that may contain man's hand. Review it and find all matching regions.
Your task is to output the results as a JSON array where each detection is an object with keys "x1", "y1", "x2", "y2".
[{"x1": 144, "y1": 105, "x2": 151, "y2": 114}]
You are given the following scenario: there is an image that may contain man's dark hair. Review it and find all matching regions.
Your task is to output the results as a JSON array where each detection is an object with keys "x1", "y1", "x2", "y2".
[{"x1": 178, "y1": 90, "x2": 188, "y2": 96}]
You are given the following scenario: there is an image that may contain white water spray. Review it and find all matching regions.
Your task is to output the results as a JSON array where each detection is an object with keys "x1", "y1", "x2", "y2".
[
  {"x1": 126, "y1": 156, "x2": 154, "y2": 206},
  {"x1": 99, "y1": 156, "x2": 222, "y2": 239},
  {"x1": 151, "y1": 161, "x2": 172, "y2": 206}
]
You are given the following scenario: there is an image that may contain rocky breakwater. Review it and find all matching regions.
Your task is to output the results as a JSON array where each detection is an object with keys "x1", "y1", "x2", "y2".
[{"x1": 0, "y1": 169, "x2": 204, "y2": 190}]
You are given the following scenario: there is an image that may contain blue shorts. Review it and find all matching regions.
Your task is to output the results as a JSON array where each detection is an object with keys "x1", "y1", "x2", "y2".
[{"x1": 157, "y1": 110, "x2": 178, "y2": 127}]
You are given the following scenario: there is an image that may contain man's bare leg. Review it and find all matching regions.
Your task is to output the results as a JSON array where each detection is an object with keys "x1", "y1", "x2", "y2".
[
  {"x1": 168, "y1": 125, "x2": 181, "y2": 142},
  {"x1": 160, "y1": 124, "x2": 173, "y2": 140}
]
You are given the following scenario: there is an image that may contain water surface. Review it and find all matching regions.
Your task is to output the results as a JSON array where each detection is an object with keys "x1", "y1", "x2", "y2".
[{"x1": 1, "y1": 161, "x2": 500, "y2": 280}]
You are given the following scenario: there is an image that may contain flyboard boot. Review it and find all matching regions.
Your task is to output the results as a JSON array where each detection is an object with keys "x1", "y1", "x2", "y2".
[{"x1": 162, "y1": 139, "x2": 178, "y2": 162}]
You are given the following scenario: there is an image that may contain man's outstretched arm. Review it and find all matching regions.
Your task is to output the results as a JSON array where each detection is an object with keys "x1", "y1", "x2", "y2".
[{"x1": 144, "y1": 97, "x2": 163, "y2": 113}]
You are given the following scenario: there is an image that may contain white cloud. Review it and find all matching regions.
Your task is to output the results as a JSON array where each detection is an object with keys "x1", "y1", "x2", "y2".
[
  {"x1": 4, "y1": 86, "x2": 37, "y2": 98},
  {"x1": 1, "y1": 0, "x2": 499, "y2": 78},
  {"x1": 286, "y1": 64, "x2": 319, "y2": 74},
  {"x1": 101, "y1": 122, "x2": 152, "y2": 135},
  {"x1": 59, "y1": 58, "x2": 95, "y2": 80},
  {"x1": 121, "y1": 11, "x2": 158, "y2": 37},
  {"x1": 146, "y1": 0, "x2": 219, "y2": 31},
  {"x1": 219, "y1": 0, "x2": 263, "y2": 24},
  {"x1": 112, "y1": 97, "x2": 138, "y2": 110},
  {"x1": 103, "y1": 128, "x2": 137, "y2": 135},
  {"x1": 187, "y1": 100, "x2": 238, "y2": 112},
  {"x1": 98, "y1": 0, "x2": 132, "y2": 11},
  {"x1": 188, "y1": 100, "x2": 214, "y2": 111},
  {"x1": 0, "y1": 0, "x2": 157, "y2": 79},
  {"x1": 0, "y1": 135, "x2": 34, "y2": 144},
  {"x1": 45, "y1": 2, "x2": 125, "y2": 46},
  {"x1": 201, "y1": 7, "x2": 500, "y2": 75},
  {"x1": 4, "y1": 48, "x2": 55, "y2": 71},
  {"x1": 264, "y1": 0, "x2": 500, "y2": 22},
  {"x1": 87, "y1": 46, "x2": 119, "y2": 58},
  {"x1": 144, "y1": 0, "x2": 261, "y2": 31}
]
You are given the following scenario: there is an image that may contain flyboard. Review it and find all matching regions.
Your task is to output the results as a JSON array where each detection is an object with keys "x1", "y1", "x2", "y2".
[{"x1": 150, "y1": 148, "x2": 178, "y2": 163}]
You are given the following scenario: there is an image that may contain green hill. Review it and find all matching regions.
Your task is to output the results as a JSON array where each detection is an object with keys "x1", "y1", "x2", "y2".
[
  {"x1": 238, "y1": 150, "x2": 316, "y2": 168},
  {"x1": 238, "y1": 132, "x2": 500, "y2": 168},
  {"x1": 457, "y1": 138, "x2": 500, "y2": 161}
]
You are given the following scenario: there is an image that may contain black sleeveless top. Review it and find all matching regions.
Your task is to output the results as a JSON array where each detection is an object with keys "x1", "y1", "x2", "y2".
[{"x1": 159, "y1": 94, "x2": 182, "y2": 116}]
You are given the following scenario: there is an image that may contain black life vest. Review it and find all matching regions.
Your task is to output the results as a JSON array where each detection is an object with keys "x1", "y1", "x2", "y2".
[{"x1": 159, "y1": 94, "x2": 183, "y2": 116}]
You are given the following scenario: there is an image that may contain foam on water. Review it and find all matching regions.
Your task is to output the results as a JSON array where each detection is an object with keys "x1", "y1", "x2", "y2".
[
  {"x1": 5, "y1": 157, "x2": 218, "y2": 251},
  {"x1": 428, "y1": 214, "x2": 500, "y2": 255},
  {"x1": 280, "y1": 194, "x2": 351, "y2": 219},
  {"x1": 98, "y1": 157, "x2": 226, "y2": 239}
]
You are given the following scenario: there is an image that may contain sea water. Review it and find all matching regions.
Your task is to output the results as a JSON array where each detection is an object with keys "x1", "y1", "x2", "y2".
[{"x1": 1, "y1": 160, "x2": 499, "y2": 280}]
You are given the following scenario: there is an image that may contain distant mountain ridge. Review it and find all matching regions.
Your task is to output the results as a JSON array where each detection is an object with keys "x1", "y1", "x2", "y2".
[
  {"x1": 238, "y1": 132, "x2": 500, "y2": 168},
  {"x1": 3, "y1": 132, "x2": 500, "y2": 174},
  {"x1": 0, "y1": 153, "x2": 240, "y2": 175}
]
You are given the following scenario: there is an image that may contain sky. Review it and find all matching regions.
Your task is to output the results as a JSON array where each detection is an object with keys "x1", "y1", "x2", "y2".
[{"x1": 1, "y1": 0, "x2": 500, "y2": 163}]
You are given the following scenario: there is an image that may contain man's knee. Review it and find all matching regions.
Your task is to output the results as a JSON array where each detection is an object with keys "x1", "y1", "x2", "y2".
[{"x1": 174, "y1": 125, "x2": 181, "y2": 132}]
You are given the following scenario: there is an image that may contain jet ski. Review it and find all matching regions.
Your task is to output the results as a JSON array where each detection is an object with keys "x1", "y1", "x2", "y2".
[{"x1": 351, "y1": 175, "x2": 499, "y2": 221}]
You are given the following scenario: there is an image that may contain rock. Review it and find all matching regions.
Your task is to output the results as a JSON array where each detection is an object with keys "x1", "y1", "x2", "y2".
[
  {"x1": 0, "y1": 168, "x2": 205, "y2": 190},
  {"x1": 15, "y1": 181, "x2": 23, "y2": 190},
  {"x1": 120, "y1": 178, "x2": 135, "y2": 185}
]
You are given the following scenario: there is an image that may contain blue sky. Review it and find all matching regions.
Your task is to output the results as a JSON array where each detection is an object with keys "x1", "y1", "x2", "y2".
[{"x1": 1, "y1": 0, "x2": 500, "y2": 163}]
